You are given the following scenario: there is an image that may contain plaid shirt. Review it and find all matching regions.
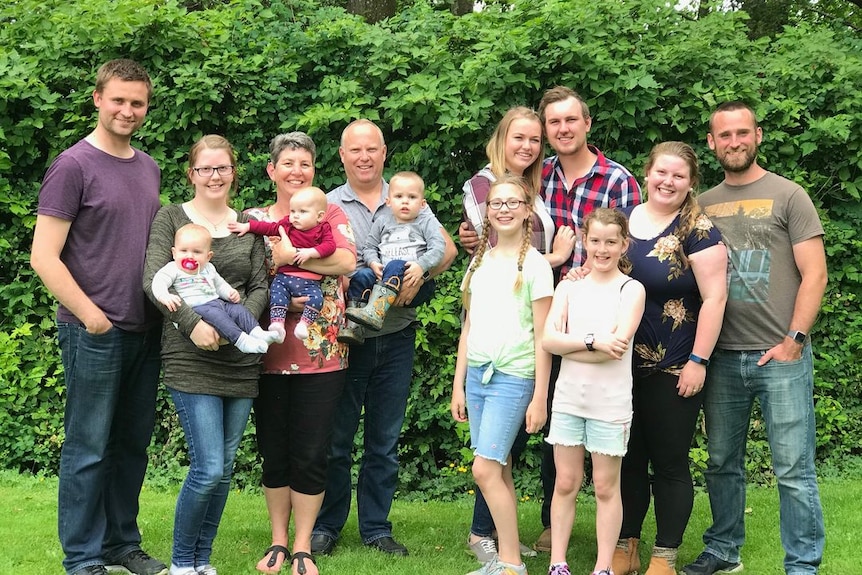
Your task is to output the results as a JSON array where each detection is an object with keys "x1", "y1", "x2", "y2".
[{"x1": 542, "y1": 145, "x2": 641, "y2": 275}]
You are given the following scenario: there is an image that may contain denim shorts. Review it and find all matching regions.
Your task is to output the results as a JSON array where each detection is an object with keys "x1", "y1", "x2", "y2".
[
  {"x1": 546, "y1": 411, "x2": 631, "y2": 457},
  {"x1": 466, "y1": 364, "x2": 534, "y2": 464}
]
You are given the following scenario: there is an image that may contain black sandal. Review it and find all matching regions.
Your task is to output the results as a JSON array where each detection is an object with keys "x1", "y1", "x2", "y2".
[
  {"x1": 261, "y1": 545, "x2": 290, "y2": 572},
  {"x1": 291, "y1": 551, "x2": 316, "y2": 575}
]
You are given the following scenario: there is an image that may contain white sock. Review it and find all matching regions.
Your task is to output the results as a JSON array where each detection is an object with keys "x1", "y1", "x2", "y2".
[
  {"x1": 268, "y1": 322, "x2": 287, "y2": 343},
  {"x1": 250, "y1": 326, "x2": 282, "y2": 344},
  {"x1": 293, "y1": 321, "x2": 309, "y2": 340},
  {"x1": 236, "y1": 332, "x2": 268, "y2": 354}
]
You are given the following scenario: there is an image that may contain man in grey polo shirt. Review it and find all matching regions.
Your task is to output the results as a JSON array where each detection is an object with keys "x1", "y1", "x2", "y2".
[{"x1": 312, "y1": 119, "x2": 456, "y2": 556}]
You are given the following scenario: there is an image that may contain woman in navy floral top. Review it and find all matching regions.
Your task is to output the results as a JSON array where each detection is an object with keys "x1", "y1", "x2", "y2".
[{"x1": 612, "y1": 142, "x2": 727, "y2": 575}]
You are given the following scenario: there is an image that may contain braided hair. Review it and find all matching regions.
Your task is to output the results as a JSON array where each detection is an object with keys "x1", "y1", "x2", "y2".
[{"x1": 462, "y1": 175, "x2": 535, "y2": 306}]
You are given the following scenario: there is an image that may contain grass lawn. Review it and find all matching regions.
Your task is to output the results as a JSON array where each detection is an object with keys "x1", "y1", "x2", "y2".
[{"x1": 0, "y1": 470, "x2": 857, "y2": 574}]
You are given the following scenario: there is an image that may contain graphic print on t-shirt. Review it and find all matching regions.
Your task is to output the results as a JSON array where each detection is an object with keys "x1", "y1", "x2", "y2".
[
  {"x1": 379, "y1": 225, "x2": 424, "y2": 264},
  {"x1": 703, "y1": 199, "x2": 773, "y2": 304}
]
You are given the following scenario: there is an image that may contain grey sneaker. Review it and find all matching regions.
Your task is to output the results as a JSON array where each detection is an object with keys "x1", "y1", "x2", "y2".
[
  {"x1": 110, "y1": 550, "x2": 168, "y2": 575},
  {"x1": 195, "y1": 566, "x2": 217, "y2": 575},
  {"x1": 468, "y1": 536, "x2": 498, "y2": 562},
  {"x1": 681, "y1": 551, "x2": 743, "y2": 575}
]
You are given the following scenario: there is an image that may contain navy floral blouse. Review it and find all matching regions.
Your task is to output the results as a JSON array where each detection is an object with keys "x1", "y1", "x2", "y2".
[{"x1": 623, "y1": 205, "x2": 723, "y2": 374}]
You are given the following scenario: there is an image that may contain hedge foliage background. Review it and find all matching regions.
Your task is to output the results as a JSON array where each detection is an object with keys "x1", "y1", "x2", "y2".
[{"x1": 1, "y1": 0, "x2": 861, "y2": 497}]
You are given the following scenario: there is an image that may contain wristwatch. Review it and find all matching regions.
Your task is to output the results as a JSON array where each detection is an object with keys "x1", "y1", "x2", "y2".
[
  {"x1": 689, "y1": 353, "x2": 710, "y2": 367},
  {"x1": 787, "y1": 330, "x2": 807, "y2": 344},
  {"x1": 584, "y1": 333, "x2": 595, "y2": 352}
]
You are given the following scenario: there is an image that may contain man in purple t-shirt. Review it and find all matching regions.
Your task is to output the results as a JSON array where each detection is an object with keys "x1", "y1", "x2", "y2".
[{"x1": 30, "y1": 59, "x2": 167, "y2": 575}]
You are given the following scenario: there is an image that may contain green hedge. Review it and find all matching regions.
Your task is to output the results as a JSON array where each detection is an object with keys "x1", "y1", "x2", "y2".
[{"x1": 1, "y1": 0, "x2": 860, "y2": 496}]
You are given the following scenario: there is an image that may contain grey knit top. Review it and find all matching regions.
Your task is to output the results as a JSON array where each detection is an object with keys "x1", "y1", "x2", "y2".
[{"x1": 143, "y1": 204, "x2": 268, "y2": 397}]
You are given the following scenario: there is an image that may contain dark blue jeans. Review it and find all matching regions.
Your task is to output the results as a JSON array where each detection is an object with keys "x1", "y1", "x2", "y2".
[
  {"x1": 347, "y1": 264, "x2": 436, "y2": 307},
  {"x1": 314, "y1": 324, "x2": 416, "y2": 543},
  {"x1": 57, "y1": 322, "x2": 161, "y2": 575}
]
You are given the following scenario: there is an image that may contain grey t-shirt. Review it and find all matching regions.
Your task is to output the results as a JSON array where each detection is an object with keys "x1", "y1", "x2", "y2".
[
  {"x1": 36, "y1": 139, "x2": 161, "y2": 331},
  {"x1": 698, "y1": 171, "x2": 824, "y2": 350}
]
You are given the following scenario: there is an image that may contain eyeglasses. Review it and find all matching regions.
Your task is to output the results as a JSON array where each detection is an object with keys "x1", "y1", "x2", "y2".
[
  {"x1": 488, "y1": 199, "x2": 526, "y2": 210},
  {"x1": 192, "y1": 165, "x2": 235, "y2": 177}
]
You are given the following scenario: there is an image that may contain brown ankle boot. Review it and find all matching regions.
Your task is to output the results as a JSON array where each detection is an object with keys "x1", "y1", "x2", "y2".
[
  {"x1": 644, "y1": 546, "x2": 677, "y2": 575},
  {"x1": 612, "y1": 537, "x2": 640, "y2": 575}
]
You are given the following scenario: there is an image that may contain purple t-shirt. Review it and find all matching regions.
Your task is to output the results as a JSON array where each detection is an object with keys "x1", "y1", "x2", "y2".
[{"x1": 37, "y1": 139, "x2": 161, "y2": 331}]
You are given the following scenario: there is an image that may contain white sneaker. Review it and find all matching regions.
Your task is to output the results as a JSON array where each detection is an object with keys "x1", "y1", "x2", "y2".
[
  {"x1": 195, "y1": 565, "x2": 217, "y2": 575},
  {"x1": 169, "y1": 565, "x2": 197, "y2": 575}
]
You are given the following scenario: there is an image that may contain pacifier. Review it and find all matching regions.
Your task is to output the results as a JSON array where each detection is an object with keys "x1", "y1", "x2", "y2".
[{"x1": 181, "y1": 258, "x2": 199, "y2": 271}]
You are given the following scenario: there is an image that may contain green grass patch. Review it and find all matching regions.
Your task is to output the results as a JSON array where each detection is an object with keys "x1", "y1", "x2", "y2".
[{"x1": 0, "y1": 470, "x2": 857, "y2": 574}]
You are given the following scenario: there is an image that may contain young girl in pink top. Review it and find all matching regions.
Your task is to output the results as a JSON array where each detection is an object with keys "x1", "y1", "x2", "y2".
[
  {"x1": 542, "y1": 208, "x2": 646, "y2": 575},
  {"x1": 452, "y1": 175, "x2": 554, "y2": 575}
]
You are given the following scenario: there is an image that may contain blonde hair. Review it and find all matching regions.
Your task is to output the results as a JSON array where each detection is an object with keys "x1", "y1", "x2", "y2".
[
  {"x1": 389, "y1": 171, "x2": 425, "y2": 197},
  {"x1": 485, "y1": 107, "x2": 543, "y2": 199},
  {"x1": 462, "y1": 175, "x2": 535, "y2": 306},
  {"x1": 174, "y1": 223, "x2": 212, "y2": 250},
  {"x1": 644, "y1": 141, "x2": 702, "y2": 270},
  {"x1": 582, "y1": 208, "x2": 632, "y2": 274},
  {"x1": 292, "y1": 186, "x2": 328, "y2": 213}
]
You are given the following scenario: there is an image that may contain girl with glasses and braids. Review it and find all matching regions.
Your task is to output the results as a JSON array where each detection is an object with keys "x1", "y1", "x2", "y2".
[{"x1": 451, "y1": 175, "x2": 554, "y2": 575}]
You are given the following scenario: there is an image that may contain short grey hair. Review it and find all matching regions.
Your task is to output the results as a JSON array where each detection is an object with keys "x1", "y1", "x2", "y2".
[{"x1": 269, "y1": 132, "x2": 316, "y2": 164}]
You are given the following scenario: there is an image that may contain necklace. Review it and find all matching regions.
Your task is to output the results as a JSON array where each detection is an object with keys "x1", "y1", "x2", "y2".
[{"x1": 188, "y1": 201, "x2": 231, "y2": 232}]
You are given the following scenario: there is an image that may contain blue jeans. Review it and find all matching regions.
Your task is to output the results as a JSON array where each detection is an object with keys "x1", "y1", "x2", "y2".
[
  {"x1": 466, "y1": 366, "x2": 534, "y2": 464},
  {"x1": 192, "y1": 300, "x2": 259, "y2": 345},
  {"x1": 702, "y1": 346, "x2": 824, "y2": 574},
  {"x1": 314, "y1": 325, "x2": 416, "y2": 543},
  {"x1": 169, "y1": 390, "x2": 253, "y2": 568},
  {"x1": 57, "y1": 322, "x2": 162, "y2": 575}
]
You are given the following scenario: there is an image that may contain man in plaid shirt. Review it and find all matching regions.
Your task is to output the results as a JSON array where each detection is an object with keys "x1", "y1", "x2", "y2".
[
  {"x1": 537, "y1": 86, "x2": 641, "y2": 277},
  {"x1": 459, "y1": 86, "x2": 641, "y2": 554}
]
